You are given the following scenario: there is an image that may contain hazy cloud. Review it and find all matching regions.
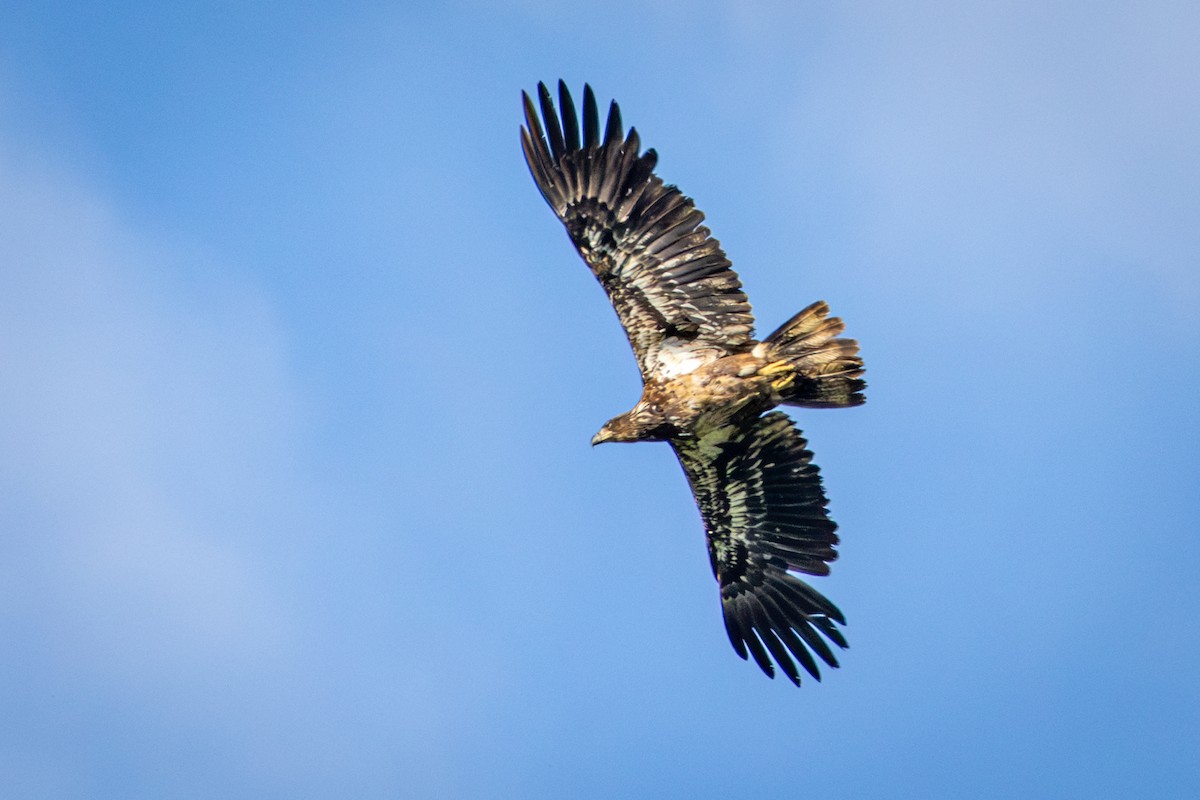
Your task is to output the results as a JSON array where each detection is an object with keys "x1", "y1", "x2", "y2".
[{"x1": 0, "y1": 134, "x2": 307, "y2": 695}]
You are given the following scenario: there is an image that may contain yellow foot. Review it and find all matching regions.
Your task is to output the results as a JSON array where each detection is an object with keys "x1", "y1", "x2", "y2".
[
  {"x1": 758, "y1": 359, "x2": 792, "y2": 377},
  {"x1": 771, "y1": 374, "x2": 796, "y2": 392},
  {"x1": 760, "y1": 359, "x2": 795, "y2": 391}
]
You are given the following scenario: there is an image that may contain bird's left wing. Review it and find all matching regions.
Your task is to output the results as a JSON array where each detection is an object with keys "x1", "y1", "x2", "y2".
[
  {"x1": 521, "y1": 81, "x2": 756, "y2": 384},
  {"x1": 672, "y1": 412, "x2": 848, "y2": 685}
]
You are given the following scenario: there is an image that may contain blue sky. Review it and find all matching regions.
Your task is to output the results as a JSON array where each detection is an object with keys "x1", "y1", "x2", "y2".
[{"x1": 2, "y1": 2, "x2": 1197, "y2": 798}]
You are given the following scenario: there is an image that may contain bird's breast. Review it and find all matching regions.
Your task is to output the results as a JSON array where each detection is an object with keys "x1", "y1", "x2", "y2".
[
  {"x1": 656, "y1": 359, "x2": 774, "y2": 435},
  {"x1": 652, "y1": 338, "x2": 723, "y2": 379}
]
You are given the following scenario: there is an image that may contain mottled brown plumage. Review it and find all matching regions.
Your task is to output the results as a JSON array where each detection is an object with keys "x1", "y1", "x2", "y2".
[{"x1": 521, "y1": 81, "x2": 865, "y2": 685}]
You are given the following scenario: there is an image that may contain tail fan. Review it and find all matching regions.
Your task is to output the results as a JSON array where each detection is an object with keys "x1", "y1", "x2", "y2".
[{"x1": 760, "y1": 300, "x2": 865, "y2": 408}]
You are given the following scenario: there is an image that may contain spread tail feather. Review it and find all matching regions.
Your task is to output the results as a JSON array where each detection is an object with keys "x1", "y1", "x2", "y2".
[{"x1": 761, "y1": 301, "x2": 865, "y2": 408}]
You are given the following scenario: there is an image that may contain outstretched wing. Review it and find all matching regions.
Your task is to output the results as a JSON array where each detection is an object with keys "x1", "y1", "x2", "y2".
[
  {"x1": 672, "y1": 412, "x2": 848, "y2": 685},
  {"x1": 521, "y1": 81, "x2": 756, "y2": 384}
]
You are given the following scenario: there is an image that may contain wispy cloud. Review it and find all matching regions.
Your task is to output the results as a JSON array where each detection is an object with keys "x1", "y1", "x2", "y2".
[
  {"x1": 0, "y1": 110, "x2": 498, "y2": 797},
  {"x1": 0, "y1": 131, "x2": 307, "y2": 695}
]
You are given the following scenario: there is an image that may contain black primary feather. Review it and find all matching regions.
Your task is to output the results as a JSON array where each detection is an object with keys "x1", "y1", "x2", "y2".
[
  {"x1": 673, "y1": 413, "x2": 847, "y2": 685},
  {"x1": 520, "y1": 82, "x2": 756, "y2": 384}
]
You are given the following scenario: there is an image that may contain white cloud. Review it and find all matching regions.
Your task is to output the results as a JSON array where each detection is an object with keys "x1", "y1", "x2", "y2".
[
  {"x1": 0, "y1": 133, "x2": 305, "y2": 690},
  {"x1": 0, "y1": 116, "x2": 500, "y2": 797}
]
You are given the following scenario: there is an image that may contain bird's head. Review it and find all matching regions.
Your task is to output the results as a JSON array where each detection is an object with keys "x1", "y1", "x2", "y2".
[
  {"x1": 592, "y1": 402, "x2": 668, "y2": 446},
  {"x1": 591, "y1": 413, "x2": 642, "y2": 446}
]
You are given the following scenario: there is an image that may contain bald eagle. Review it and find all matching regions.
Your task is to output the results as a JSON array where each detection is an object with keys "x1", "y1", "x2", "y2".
[{"x1": 521, "y1": 82, "x2": 865, "y2": 685}]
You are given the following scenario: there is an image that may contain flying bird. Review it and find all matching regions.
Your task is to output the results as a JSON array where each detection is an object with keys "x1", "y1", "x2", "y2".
[{"x1": 520, "y1": 82, "x2": 865, "y2": 685}]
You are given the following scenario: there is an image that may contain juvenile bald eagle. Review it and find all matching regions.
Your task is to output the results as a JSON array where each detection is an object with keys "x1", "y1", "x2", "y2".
[{"x1": 521, "y1": 82, "x2": 865, "y2": 685}]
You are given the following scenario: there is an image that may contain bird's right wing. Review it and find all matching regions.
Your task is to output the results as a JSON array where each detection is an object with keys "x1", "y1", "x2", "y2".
[
  {"x1": 521, "y1": 81, "x2": 756, "y2": 384},
  {"x1": 672, "y1": 412, "x2": 848, "y2": 685}
]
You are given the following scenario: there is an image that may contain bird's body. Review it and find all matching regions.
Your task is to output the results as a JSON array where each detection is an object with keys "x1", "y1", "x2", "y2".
[
  {"x1": 521, "y1": 82, "x2": 865, "y2": 685},
  {"x1": 594, "y1": 353, "x2": 773, "y2": 444},
  {"x1": 594, "y1": 307, "x2": 854, "y2": 444}
]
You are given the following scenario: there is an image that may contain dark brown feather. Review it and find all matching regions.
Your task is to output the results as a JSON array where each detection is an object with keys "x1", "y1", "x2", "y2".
[
  {"x1": 520, "y1": 81, "x2": 756, "y2": 383},
  {"x1": 672, "y1": 412, "x2": 847, "y2": 685}
]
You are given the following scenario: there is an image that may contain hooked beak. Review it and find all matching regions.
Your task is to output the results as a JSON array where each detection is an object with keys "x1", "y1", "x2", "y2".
[{"x1": 591, "y1": 429, "x2": 611, "y2": 447}]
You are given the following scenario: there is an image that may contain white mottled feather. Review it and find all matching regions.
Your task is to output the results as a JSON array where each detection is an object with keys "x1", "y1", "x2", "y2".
[{"x1": 653, "y1": 338, "x2": 721, "y2": 379}]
